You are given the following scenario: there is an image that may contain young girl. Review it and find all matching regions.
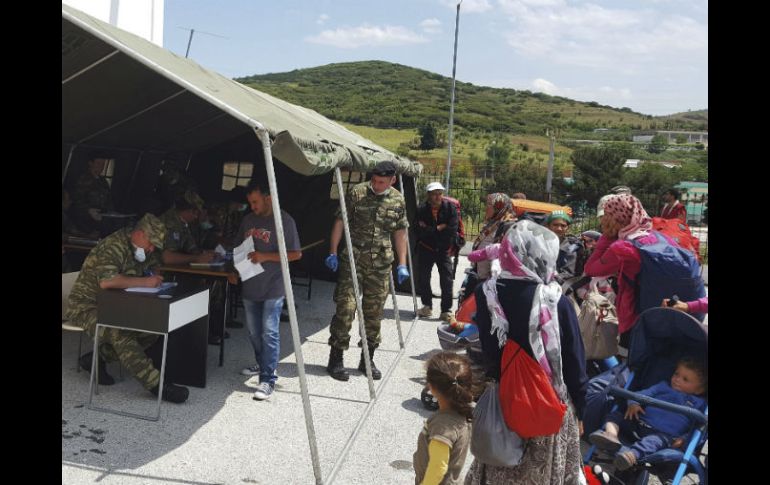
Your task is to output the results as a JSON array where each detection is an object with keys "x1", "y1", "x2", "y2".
[{"x1": 413, "y1": 352, "x2": 478, "y2": 485}]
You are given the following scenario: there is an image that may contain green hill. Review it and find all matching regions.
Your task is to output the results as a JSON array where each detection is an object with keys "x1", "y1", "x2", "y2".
[{"x1": 235, "y1": 61, "x2": 706, "y2": 136}]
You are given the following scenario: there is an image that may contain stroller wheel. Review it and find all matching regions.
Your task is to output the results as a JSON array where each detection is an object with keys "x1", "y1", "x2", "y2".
[{"x1": 420, "y1": 386, "x2": 439, "y2": 411}]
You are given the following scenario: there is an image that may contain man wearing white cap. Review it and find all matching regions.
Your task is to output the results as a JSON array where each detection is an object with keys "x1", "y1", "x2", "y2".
[{"x1": 415, "y1": 182, "x2": 459, "y2": 321}]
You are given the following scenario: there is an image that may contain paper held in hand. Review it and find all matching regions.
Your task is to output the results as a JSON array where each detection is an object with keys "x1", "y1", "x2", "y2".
[{"x1": 233, "y1": 236, "x2": 264, "y2": 282}]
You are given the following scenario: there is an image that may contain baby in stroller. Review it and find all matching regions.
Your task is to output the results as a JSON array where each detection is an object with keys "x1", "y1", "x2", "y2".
[
  {"x1": 589, "y1": 356, "x2": 707, "y2": 471},
  {"x1": 582, "y1": 306, "x2": 708, "y2": 484}
]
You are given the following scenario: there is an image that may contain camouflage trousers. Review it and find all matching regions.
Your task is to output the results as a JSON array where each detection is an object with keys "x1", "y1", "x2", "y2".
[
  {"x1": 70, "y1": 307, "x2": 161, "y2": 391},
  {"x1": 328, "y1": 248, "x2": 392, "y2": 351}
]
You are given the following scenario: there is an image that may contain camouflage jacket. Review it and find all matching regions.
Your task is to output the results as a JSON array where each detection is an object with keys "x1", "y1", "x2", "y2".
[
  {"x1": 336, "y1": 182, "x2": 408, "y2": 252},
  {"x1": 72, "y1": 173, "x2": 114, "y2": 213},
  {"x1": 65, "y1": 227, "x2": 162, "y2": 315},
  {"x1": 207, "y1": 203, "x2": 245, "y2": 248},
  {"x1": 159, "y1": 209, "x2": 199, "y2": 254}
]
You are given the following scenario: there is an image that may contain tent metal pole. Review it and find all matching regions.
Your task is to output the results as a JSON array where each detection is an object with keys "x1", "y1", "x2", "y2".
[
  {"x1": 185, "y1": 153, "x2": 193, "y2": 172},
  {"x1": 63, "y1": 144, "x2": 77, "y2": 183},
  {"x1": 256, "y1": 129, "x2": 323, "y2": 485},
  {"x1": 77, "y1": 89, "x2": 187, "y2": 144},
  {"x1": 388, "y1": 271, "x2": 404, "y2": 349},
  {"x1": 125, "y1": 151, "x2": 145, "y2": 211},
  {"x1": 400, "y1": 174, "x2": 419, "y2": 315},
  {"x1": 334, "y1": 167, "x2": 376, "y2": 399},
  {"x1": 61, "y1": 50, "x2": 119, "y2": 85}
]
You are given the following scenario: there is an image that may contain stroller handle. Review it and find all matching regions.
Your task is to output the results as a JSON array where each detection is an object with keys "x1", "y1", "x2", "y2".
[{"x1": 608, "y1": 386, "x2": 708, "y2": 425}]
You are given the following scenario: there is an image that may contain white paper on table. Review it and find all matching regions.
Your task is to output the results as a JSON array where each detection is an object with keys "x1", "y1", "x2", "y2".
[
  {"x1": 214, "y1": 244, "x2": 227, "y2": 256},
  {"x1": 233, "y1": 236, "x2": 264, "y2": 281},
  {"x1": 125, "y1": 281, "x2": 178, "y2": 293}
]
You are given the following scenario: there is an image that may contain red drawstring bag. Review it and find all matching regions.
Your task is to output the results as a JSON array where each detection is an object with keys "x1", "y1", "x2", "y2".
[{"x1": 499, "y1": 339, "x2": 566, "y2": 438}]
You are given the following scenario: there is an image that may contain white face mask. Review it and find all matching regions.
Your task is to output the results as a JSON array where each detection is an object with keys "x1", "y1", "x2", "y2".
[
  {"x1": 200, "y1": 221, "x2": 214, "y2": 230},
  {"x1": 370, "y1": 182, "x2": 389, "y2": 196},
  {"x1": 133, "y1": 245, "x2": 146, "y2": 263}
]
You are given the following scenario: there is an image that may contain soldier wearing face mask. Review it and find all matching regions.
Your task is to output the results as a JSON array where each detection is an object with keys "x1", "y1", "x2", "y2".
[
  {"x1": 205, "y1": 186, "x2": 249, "y2": 250},
  {"x1": 64, "y1": 213, "x2": 190, "y2": 404}
]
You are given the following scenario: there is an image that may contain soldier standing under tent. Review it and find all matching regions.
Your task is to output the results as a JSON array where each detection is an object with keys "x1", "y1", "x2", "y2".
[{"x1": 324, "y1": 161, "x2": 410, "y2": 381}]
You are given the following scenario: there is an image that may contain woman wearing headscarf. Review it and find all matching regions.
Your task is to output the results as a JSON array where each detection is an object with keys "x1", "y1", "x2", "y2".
[
  {"x1": 583, "y1": 194, "x2": 661, "y2": 344},
  {"x1": 465, "y1": 220, "x2": 588, "y2": 485},
  {"x1": 458, "y1": 193, "x2": 516, "y2": 305}
]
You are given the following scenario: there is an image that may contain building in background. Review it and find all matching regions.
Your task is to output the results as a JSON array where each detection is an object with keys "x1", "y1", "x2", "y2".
[
  {"x1": 62, "y1": 0, "x2": 163, "y2": 46},
  {"x1": 675, "y1": 181, "x2": 708, "y2": 225}
]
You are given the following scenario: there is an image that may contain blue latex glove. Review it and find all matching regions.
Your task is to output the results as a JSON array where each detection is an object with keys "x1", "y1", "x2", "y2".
[
  {"x1": 325, "y1": 254, "x2": 338, "y2": 272},
  {"x1": 397, "y1": 265, "x2": 410, "y2": 285}
]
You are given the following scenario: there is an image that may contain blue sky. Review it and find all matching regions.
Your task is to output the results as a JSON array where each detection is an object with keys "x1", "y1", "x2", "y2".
[{"x1": 164, "y1": 0, "x2": 707, "y2": 117}]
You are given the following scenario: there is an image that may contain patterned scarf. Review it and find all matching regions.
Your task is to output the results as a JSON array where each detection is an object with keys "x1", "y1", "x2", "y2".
[
  {"x1": 603, "y1": 194, "x2": 652, "y2": 241},
  {"x1": 472, "y1": 193, "x2": 514, "y2": 250},
  {"x1": 481, "y1": 220, "x2": 567, "y2": 398}
]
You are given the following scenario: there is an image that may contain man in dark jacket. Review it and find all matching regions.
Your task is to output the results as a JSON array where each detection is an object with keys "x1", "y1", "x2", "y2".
[{"x1": 415, "y1": 182, "x2": 459, "y2": 322}]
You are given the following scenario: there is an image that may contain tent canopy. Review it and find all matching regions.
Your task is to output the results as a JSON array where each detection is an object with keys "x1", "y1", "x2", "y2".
[{"x1": 62, "y1": 4, "x2": 422, "y2": 178}]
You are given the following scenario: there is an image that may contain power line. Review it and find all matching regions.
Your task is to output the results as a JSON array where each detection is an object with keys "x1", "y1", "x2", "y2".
[{"x1": 177, "y1": 26, "x2": 228, "y2": 58}]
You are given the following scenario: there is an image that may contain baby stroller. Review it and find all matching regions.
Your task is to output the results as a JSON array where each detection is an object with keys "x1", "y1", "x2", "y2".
[
  {"x1": 582, "y1": 307, "x2": 708, "y2": 485},
  {"x1": 420, "y1": 281, "x2": 482, "y2": 411}
]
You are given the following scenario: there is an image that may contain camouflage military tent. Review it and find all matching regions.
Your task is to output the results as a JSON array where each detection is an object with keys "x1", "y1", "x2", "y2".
[{"x1": 62, "y1": 4, "x2": 421, "y2": 179}]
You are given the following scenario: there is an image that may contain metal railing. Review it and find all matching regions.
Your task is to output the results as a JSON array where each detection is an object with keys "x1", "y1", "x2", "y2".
[{"x1": 418, "y1": 169, "x2": 708, "y2": 263}]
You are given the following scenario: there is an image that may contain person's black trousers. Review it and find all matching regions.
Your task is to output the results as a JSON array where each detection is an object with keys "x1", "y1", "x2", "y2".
[{"x1": 417, "y1": 246, "x2": 454, "y2": 313}]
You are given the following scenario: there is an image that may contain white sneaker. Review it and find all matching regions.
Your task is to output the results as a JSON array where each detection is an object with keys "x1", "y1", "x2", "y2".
[
  {"x1": 240, "y1": 364, "x2": 260, "y2": 376},
  {"x1": 417, "y1": 306, "x2": 433, "y2": 318},
  {"x1": 253, "y1": 382, "x2": 275, "y2": 401}
]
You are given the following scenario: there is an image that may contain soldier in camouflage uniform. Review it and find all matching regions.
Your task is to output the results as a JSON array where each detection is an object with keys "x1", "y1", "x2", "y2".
[
  {"x1": 159, "y1": 191, "x2": 231, "y2": 344},
  {"x1": 71, "y1": 155, "x2": 115, "y2": 234},
  {"x1": 64, "y1": 214, "x2": 190, "y2": 403},
  {"x1": 324, "y1": 161, "x2": 410, "y2": 381},
  {"x1": 158, "y1": 191, "x2": 215, "y2": 265},
  {"x1": 203, "y1": 186, "x2": 249, "y2": 250}
]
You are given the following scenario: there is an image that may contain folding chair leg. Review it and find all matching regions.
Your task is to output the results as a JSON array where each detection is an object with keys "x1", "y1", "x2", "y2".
[{"x1": 76, "y1": 332, "x2": 83, "y2": 373}]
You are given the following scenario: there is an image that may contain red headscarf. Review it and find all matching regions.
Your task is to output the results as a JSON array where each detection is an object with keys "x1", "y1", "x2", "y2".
[{"x1": 603, "y1": 194, "x2": 652, "y2": 240}]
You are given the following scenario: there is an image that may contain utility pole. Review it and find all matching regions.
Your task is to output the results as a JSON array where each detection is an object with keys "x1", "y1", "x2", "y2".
[
  {"x1": 546, "y1": 128, "x2": 556, "y2": 202},
  {"x1": 178, "y1": 27, "x2": 228, "y2": 59},
  {"x1": 444, "y1": 0, "x2": 462, "y2": 194}
]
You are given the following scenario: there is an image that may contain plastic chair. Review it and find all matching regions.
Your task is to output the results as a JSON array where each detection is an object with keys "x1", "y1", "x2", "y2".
[{"x1": 62, "y1": 271, "x2": 85, "y2": 371}]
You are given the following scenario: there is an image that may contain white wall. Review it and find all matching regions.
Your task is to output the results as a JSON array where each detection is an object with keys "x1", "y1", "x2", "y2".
[{"x1": 63, "y1": 0, "x2": 164, "y2": 46}]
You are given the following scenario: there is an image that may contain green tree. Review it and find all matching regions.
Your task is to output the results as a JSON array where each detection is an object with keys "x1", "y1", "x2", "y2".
[
  {"x1": 570, "y1": 144, "x2": 632, "y2": 205},
  {"x1": 418, "y1": 122, "x2": 438, "y2": 150},
  {"x1": 484, "y1": 138, "x2": 512, "y2": 177},
  {"x1": 647, "y1": 134, "x2": 668, "y2": 154},
  {"x1": 485, "y1": 161, "x2": 548, "y2": 200},
  {"x1": 623, "y1": 163, "x2": 678, "y2": 195}
]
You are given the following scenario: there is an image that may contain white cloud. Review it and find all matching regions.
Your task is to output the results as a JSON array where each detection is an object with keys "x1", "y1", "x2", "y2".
[
  {"x1": 530, "y1": 78, "x2": 633, "y2": 104},
  {"x1": 440, "y1": 0, "x2": 493, "y2": 13},
  {"x1": 316, "y1": 14, "x2": 329, "y2": 25},
  {"x1": 421, "y1": 18, "x2": 442, "y2": 34},
  {"x1": 496, "y1": 0, "x2": 707, "y2": 71},
  {"x1": 532, "y1": 78, "x2": 558, "y2": 95},
  {"x1": 306, "y1": 25, "x2": 429, "y2": 48}
]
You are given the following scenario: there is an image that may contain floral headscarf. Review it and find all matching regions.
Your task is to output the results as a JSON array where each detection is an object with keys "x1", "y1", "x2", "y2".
[
  {"x1": 480, "y1": 220, "x2": 568, "y2": 398},
  {"x1": 603, "y1": 194, "x2": 652, "y2": 241}
]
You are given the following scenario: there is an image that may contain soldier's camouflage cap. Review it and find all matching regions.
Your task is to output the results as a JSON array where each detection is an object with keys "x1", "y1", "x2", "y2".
[
  {"x1": 136, "y1": 213, "x2": 166, "y2": 250},
  {"x1": 184, "y1": 190, "x2": 205, "y2": 211}
]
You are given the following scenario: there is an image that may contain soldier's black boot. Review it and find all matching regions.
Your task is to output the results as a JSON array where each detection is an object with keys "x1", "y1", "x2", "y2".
[
  {"x1": 358, "y1": 346, "x2": 382, "y2": 380},
  {"x1": 327, "y1": 347, "x2": 349, "y2": 381},
  {"x1": 79, "y1": 351, "x2": 115, "y2": 386}
]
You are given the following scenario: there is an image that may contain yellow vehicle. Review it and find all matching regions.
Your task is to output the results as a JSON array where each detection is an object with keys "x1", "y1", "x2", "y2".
[{"x1": 511, "y1": 199, "x2": 573, "y2": 219}]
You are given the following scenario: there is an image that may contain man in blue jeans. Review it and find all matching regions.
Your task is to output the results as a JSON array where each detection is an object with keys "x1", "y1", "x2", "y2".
[{"x1": 237, "y1": 180, "x2": 301, "y2": 400}]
